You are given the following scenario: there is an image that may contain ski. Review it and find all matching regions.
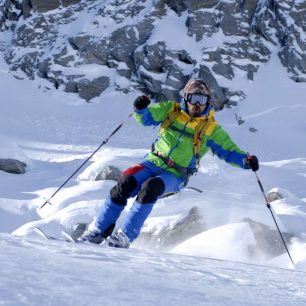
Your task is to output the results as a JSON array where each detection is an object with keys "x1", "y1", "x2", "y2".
[
  {"x1": 61, "y1": 230, "x2": 77, "y2": 242},
  {"x1": 34, "y1": 227, "x2": 77, "y2": 243},
  {"x1": 34, "y1": 227, "x2": 57, "y2": 240},
  {"x1": 34, "y1": 227, "x2": 131, "y2": 249}
]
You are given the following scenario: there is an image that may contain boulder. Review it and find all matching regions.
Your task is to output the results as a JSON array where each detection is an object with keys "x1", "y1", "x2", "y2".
[
  {"x1": 62, "y1": 0, "x2": 81, "y2": 7},
  {"x1": 243, "y1": 218, "x2": 293, "y2": 259},
  {"x1": 162, "y1": 0, "x2": 187, "y2": 15},
  {"x1": 22, "y1": 0, "x2": 32, "y2": 18},
  {"x1": 30, "y1": 0, "x2": 60, "y2": 13},
  {"x1": 0, "y1": 159, "x2": 27, "y2": 174},
  {"x1": 135, "y1": 207, "x2": 205, "y2": 250},
  {"x1": 94, "y1": 165, "x2": 121, "y2": 181},
  {"x1": 68, "y1": 36, "x2": 109, "y2": 65},
  {"x1": 186, "y1": 11, "x2": 218, "y2": 41},
  {"x1": 187, "y1": 0, "x2": 218, "y2": 11},
  {"x1": 268, "y1": 1, "x2": 306, "y2": 81},
  {"x1": 77, "y1": 76, "x2": 110, "y2": 101}
]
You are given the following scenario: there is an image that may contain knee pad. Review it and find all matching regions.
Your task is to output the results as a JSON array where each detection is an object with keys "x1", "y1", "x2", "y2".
[
  {"x1": 110, "y1": 175, "x2": 137, "y2": 205},
  {"x1": 136, "y1": 177, "x2": 165, "y2": 204}
]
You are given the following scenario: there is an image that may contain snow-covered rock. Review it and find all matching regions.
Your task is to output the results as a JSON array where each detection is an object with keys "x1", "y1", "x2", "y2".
[
  {"x1": 0, "y1": 158, "x2": 26, "y2": 174},
  {"x1": 1, "y1": 0, "x2": 305, "y2": 104},
  {"x1": 171, "y1": 222, "x2": 256, "y2": 262},
  {"x1": 0, "y1": 136, "x2": 28, "y2": 174},
  {"x1": 268, "y1": 188, "x2": 306, "y2": 237}
]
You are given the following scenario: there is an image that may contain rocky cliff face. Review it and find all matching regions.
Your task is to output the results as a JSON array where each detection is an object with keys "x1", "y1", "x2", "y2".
[{"x1": 0, "y1": 0, "x2": 305, "y2": 108}]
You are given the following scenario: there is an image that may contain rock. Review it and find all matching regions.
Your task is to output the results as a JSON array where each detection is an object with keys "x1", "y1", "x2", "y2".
[
  {"x1": 249, "y1": 127, "x2": 258, "y2": 133},
  {"x1": 68, "y1": 36, "x2": 109, "y2": 65},
  {"x1": 212, "y1": 62, "x2": 235, "y2": 80},
  {"x1": 0, "y1": 159, "x2": 27, "y2": 174},
  {"x1": 219, "y1": 2, "x2": 250, "y2": 36},
  {"x1": 62, "y1": 0, "x2": 81, "y2": 7},
  {"x1": 162, "y1": 0, "x2": 187, "y2": 15},
  {"x1": 186, "y1": 10, "x2": 218, "y2": 41},
  {"x1": 135, "y1": 207, "x2": 205, "y2": 250},
  {"x1": 94, "y1": 165, "x2": 121, "y2": 181},
  {"x1": 1, "y1": 0, "x2": 305, "y2": 103},
  {"x1": 53, "y1": 47, "x2": 75, "y2": 67},
  {"x1": 71, "y1": 223, "x2": 87, "y2": 240},
  {"x1": 187, "y1": 0, "x2": 218, "y2": 11},
  {"x1": 135, "y1": 42, "x2": 166, "y2": 73},
  {"x1": 276, "y1": 1, "x2": 306, "y2": 82},
  {"x1": 64, "y1": 79, "x2": 78, "y2": 93},
  {"x1": 109, "y1": 26, "x2": 140, "y2": 63},
  {"x1": 267, "y1": 191, "x2": 284, "y2": 202},
  {"x1": 243, "y1": 218, "x2": 293, "y2": 259},
  {"x1": 108, "y1": 60, "x2": 132, "y2": 79},
  {"x1": 108, "y1": 19, "x2": 154, "y2": 66},
  {"x1": 22, "y1": 0, "x2": 32, "y2": 18},
  {"x1": 77, "y1": 76, "x2": 110, "y2": 101},
  {"x1": 134, "y1": 44, "x2": 195, "y2": 101},
  {"x1": 0, "y1": 0, "x2": 23, "y2": 29},
  {"x1": 30, "y1": 0, "x2": 60, "y2": 13}
]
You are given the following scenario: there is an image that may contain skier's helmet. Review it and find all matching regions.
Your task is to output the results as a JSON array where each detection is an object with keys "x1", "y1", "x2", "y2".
[{"x1": 183, "y1": 79, "x2": 211, "y2": 101}]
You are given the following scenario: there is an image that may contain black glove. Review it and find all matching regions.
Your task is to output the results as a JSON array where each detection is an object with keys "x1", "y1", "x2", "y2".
[
  {"x1": 245, "y1": 155, "x2": 259, "y2": 171},
  {"x1": 134, "y1": 95, "x2": 150, "y2": 111}
]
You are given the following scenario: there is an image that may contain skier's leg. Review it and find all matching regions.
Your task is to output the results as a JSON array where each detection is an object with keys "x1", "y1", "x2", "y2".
[
  {"x1": 78, "y1": 164, "x2": 154, "y2": 243},
  {"x1": 95, "y1": 164, "x2": 153, "y2": 235},
  {"x1": 116, "y1": 172, "x2": 184, "y2": 245}
]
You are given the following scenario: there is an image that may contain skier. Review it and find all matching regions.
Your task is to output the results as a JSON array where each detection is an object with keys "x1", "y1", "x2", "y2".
[{"x1": 78, "y1": 79, "x2": 259, "y2": 248}]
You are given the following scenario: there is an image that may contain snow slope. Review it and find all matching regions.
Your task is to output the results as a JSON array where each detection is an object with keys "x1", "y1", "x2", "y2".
[{"x1": 1, "y1": 233, "x2": 306, "y2": 306}]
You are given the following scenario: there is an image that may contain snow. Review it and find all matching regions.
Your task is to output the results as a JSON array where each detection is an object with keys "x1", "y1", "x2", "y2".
[
  {"x1": 149, "y1": 10, "x2": 198, "y2": 53},
  {"x1": 1, "y1": 7, "x2": 306, "y2": 306},
  {"x1": 1, "y1": 233, "x2": 306, "y2": 306},
  {"x1": 171, "y1": 222, "x2": 256, "y2": 262}
]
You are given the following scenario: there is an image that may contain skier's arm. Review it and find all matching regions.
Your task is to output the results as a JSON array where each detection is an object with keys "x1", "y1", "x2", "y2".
[
  {"x1": 134, "y1": 100, "x2": 174, "y2": 126},
  {"x1": 207, "y1": 124, "x2": 249, "y2": 169}
]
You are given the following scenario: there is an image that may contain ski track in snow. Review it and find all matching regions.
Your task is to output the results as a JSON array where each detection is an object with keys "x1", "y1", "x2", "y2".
[{"x1": 242, "y1": 104, "x2": 306, "y2": 119}]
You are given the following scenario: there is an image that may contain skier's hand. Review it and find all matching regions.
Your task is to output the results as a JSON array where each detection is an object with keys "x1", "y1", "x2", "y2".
[
  {"x1": 134, "y1": 95, "x2": 150, "y2": 111},
  {"x1": 245, "y1": 155, "x2": 259, "y2": 171}
]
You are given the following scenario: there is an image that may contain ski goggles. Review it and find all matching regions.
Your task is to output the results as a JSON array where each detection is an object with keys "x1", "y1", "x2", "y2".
[{"x1": 185, "y1": 93, "x2": 210, "y2": 106}]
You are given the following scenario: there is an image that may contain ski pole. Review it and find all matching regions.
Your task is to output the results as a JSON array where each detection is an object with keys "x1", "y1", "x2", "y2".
[
  {"x1": 253, "y1": 171, "x2": 294, "y2": 265},
  {"x1": 40, "y1": 112, "x2": 134, "y2": 209}
]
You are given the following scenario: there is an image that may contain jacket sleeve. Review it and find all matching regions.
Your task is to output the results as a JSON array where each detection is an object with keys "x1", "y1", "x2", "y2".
[
  {"x1": 133, "y1": 101, "x2": 174, "y2": 126},
  {"x1": 207, "y1": 124, "x2": 249, "y2": 169}
]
